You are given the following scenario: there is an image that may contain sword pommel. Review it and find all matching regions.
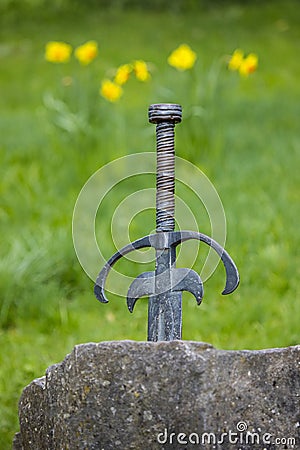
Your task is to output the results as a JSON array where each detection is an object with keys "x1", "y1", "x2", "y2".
[{"x1": 148, "y1": 103, "x2": 182, "y2": 124}]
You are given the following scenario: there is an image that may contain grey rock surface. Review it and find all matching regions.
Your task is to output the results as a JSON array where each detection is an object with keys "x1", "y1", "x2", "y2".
[{"x1": 14, "y1": 341, "x2": 300, "y2": 449}]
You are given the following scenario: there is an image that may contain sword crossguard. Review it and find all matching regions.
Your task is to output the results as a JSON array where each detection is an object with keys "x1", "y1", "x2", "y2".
[{"x1": 94, "y1": 230, "x2": 239, "y2": 309}]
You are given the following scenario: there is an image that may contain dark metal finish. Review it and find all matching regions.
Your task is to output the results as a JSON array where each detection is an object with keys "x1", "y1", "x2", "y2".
[
  {"x1": 94, "y1": 103, "x2": 239, "y2": 341},
  {"x1": 147, "y1": 104, "x2": 182, "y2": 340},
  {"x1": 149, "y1": 103, "x2": 182, "y2": 232},
  {"x1": 95, "y1": 230, "x2": 239, "y2": 306},
  {"x1": 94, "y1": 235, "x2": 152, "y2": 304}
]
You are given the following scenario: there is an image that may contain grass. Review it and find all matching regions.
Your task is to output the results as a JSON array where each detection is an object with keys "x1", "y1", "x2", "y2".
[{"x1": 1, "y1": 0, "x2": 300, "y2": 446}]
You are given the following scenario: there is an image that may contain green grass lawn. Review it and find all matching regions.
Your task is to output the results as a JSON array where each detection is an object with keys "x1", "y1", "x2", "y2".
[{"x1": 1, "y1": 1, "x2": 300, "y2": 446}]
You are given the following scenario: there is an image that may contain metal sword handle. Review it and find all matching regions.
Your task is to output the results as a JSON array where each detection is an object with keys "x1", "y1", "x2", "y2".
[{"x1": 148, "y1": 104, "x2": 182, "y2": 232}]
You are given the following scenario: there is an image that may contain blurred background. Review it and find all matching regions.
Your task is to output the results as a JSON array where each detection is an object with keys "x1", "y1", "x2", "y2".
[{"x1": 1, "y1": 0, "x2": 300, "y2": 446}]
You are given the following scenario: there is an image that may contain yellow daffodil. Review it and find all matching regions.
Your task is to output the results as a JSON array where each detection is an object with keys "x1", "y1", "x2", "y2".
[
  {"x1": 167, "y1": 44, "x2": 197, "y2": 71},
  {"x1": 45, "y1": 41, "x2": 72, "y2": 63},
  {"x1": 75, "y1": 40, "x2": 98, "y2": 65},
  {"x1": 228, "y1": 49, "x2": 244, "y2": 71},
  {"x1": 133, "y1": 60, "x2": 151, "y2": 81},
  {"x1": 114, "y1": 64, "x2": 132, "y2": 85},
  {"x1": 100, "y1": 79, "x2": 123, "y2": 102},
  {"x1": 228, "y1": 49, "x2": 258, "y2": 76},
  {"x1": 239, "y1": 53, "x2": 258, "y2": 77}
]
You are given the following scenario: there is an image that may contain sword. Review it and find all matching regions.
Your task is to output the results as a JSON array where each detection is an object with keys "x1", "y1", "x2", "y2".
[{"x1": 94, "y1": 103, "x2": 239, "y2": 341}]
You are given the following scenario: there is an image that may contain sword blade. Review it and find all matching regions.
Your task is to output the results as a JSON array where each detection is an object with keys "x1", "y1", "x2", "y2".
[{"x1": 148, "y1": 246, "x2": 182, "y2": 341}]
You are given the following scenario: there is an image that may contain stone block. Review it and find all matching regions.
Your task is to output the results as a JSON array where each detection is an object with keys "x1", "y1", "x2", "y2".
[{"x1": 14, "y1": 341, "x2": 300, "y2": 449}]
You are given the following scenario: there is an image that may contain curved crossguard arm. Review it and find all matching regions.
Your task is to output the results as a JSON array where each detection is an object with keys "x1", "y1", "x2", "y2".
[
  {"x1": 94, "y1": 235, "x2": 151, "y2": 303},
  {"x1": 94, "y1": 231, "x2": 239, "y2": 305},
  {"x1": 170, "y1": 231, "x2": 239, "y2": 295}
]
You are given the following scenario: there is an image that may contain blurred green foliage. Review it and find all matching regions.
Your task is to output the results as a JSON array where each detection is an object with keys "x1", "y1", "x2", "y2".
[{"x1": 0, "y1": 0, "x2": 268, "y2": 22}]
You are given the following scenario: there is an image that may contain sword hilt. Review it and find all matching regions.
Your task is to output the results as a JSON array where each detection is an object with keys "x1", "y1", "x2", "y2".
[{"x1": 148, "y1": 104, "x2": 182, "y2": 232}]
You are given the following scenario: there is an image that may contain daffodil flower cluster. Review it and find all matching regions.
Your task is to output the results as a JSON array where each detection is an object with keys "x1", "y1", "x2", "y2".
[
  {"x1": 100, "y1": 60, "x2": 151, "y2": 102},
  {"x1": 228, "y1": 49, "x2": 258, "y2": 77},
  {"x1": 45, "y1": 41, "x2": 151, "y2": 103},
  {"x1": 45, "y1": 40, "x2": 98, "y2": 65},
  {"x1": 44, "y1": 40, "x2": 258, "y2": 109}
]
